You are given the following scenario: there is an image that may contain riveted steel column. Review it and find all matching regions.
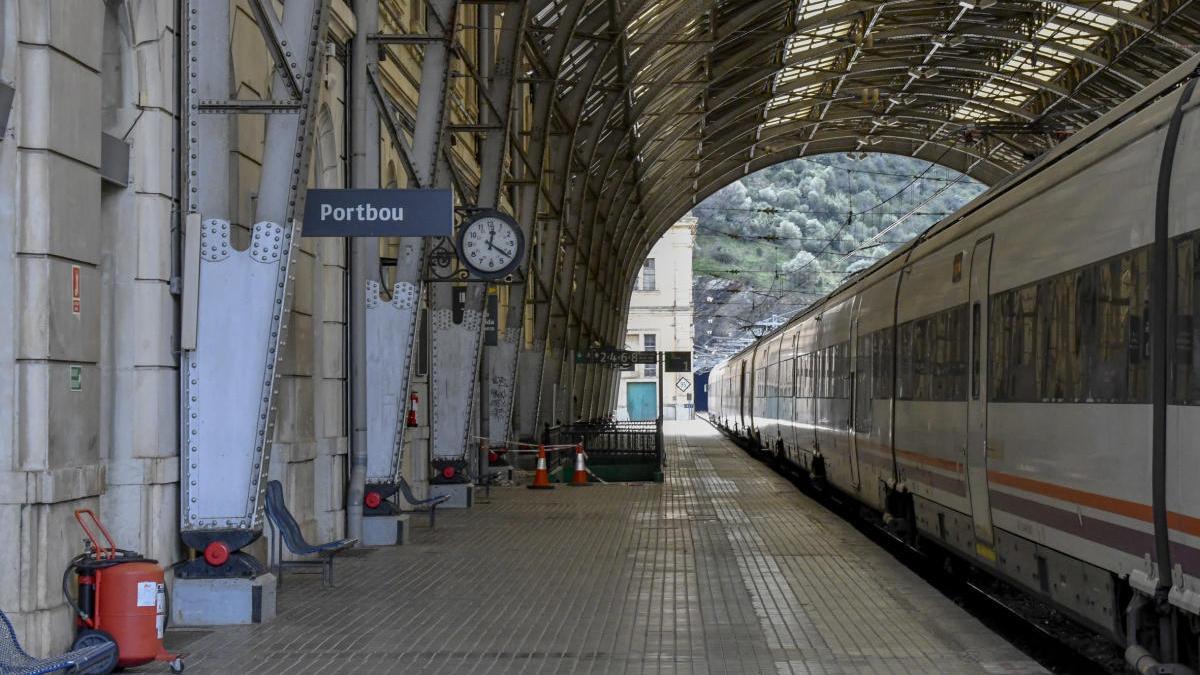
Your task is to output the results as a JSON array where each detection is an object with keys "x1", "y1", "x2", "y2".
[
  {"x1": 374, "y1": 0, "x2": 459, "y2": 492},
  {"x1": 179, "y1": 0, "x2": 331, "y2": 558},
  {"x1": 423, "y1": 0, "x2": 479, "y2": 477},
  {"x1": 477, "y1": 0, "x2": 531, "y2": 448}
]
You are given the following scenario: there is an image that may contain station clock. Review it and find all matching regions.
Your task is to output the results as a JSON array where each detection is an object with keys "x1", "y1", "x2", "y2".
[{"x1": 456, "y1": 209, "x2": 525, "y2": 280}]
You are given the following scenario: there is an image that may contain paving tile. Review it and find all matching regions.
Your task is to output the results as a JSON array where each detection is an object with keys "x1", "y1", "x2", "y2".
[{"x1": 150, "y1": 421, "x2": 1046, "y2": 675}]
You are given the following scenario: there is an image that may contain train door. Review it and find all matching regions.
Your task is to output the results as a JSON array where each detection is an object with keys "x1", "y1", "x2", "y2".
[
  {"x1": 847, "y1": 296, "x2": 863, "y2": 489},
  {"x1": 966, "y1": 237, "x2": 995, "y2": 556},
  {"x1": 738, "y1": 360, "x2": 747, "y2": 431}
]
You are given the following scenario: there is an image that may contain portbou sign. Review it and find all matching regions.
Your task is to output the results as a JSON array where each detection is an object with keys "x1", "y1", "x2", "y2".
[{"x1": 303, "y1": 188, "x2": 454, "y2": 237}]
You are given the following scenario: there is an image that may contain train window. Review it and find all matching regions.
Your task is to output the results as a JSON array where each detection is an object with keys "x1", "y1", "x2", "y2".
[
  {"x1": 1043, "y1": 271, "x2": 1088, "y2": 401},
  {"x1": 896, "y1": 304, "x2": 968, "y2": 401},
  {"x1": 990, "y1": 285, "x2": 1040, "y2": 402},
  {"x1": 873, "y1": 329, "x2": 893, "y2": 400},
  {"x1": 912, "y1": 318, "x2": 931, "y2": 399},
  {"x1": 1092, "y1": 249, "x2": 1149, "y2": 402},
  {"x1": 1172, "y1": 236, "x2": 1198, "y2": 403},
  {"x1": 991, "y1": 246, "x2": 1150, "y2": 404},
  {"x1": 796, "y1": 353, "x2": 806, "y2": 398},
  {"x1": 820, "y1": 347, "x2": 830, "y2": 399},
  {"x1": 828, "y1": 346, "x2": 837, "y2": 398},
  {"x1": 814, "y1": 350, "x2": 825, "y2": 398},
  {"x1": 972, "y1": 302, "x2": 981, "y2": 400},
  {"x1": 833, "y1": 343, "x2": 848, "y2": 399},
  {"x1": 781, "y1": 358, "x2": 794, "y2": 398},
  {"x1": 806, "y1": 348, "x2": 816, "y2": 396},
  {"x1": 855, "y1": 334, "x2": 874, "y2": 431},
  {"x1": 897, "y1": 322, "x2": 914, "y2": 399}
]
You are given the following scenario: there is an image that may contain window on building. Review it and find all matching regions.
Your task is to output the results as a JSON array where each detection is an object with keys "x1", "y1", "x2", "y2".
[
  {"x1": 637, "y1": 258, "x2": 656, "y2": 291},
  {"x1": 643, "y1": 333, "x2": 657, "y2": 376}
]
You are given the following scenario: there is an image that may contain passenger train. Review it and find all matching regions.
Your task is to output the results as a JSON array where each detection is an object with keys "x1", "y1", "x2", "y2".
[{"x1": 708, "y1": 60, "x2": 1200, "y2": 669}]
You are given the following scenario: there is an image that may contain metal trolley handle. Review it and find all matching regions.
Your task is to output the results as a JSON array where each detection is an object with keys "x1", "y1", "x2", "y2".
[{"x1": 74, "y1": 509, "x2": 118, "y2": 560}]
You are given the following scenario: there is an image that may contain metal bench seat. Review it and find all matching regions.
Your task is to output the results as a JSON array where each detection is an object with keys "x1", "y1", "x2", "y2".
[
  {"x1": 0, "y1": 608, "x2": 116, "y2": 675},
  {"x1": 397, "y1": 476, "x2": 450, "y2": 528},
  {"x1": 265, "y1": 480, "x2": 358, "y2": 587}
]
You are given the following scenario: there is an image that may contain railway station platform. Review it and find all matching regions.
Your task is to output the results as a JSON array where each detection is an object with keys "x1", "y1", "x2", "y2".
[{"x1": 149, "y1": 421, "x2": 1044, "y2": 675}]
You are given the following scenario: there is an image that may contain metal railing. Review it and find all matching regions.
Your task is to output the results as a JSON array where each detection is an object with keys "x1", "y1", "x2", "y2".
[{"x1": 551, "y1": 419, "x2": 663, "y2": 469}]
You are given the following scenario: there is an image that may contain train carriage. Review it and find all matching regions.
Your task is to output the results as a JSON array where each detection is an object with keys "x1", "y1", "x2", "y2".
[{"x1": 708, "y1": 63, "x2": 1200, "y2": 666}]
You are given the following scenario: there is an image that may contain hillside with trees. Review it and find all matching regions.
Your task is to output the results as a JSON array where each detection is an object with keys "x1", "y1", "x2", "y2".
[{"x1": 692, "y1": 153, "x2": 986, "y2": 370}]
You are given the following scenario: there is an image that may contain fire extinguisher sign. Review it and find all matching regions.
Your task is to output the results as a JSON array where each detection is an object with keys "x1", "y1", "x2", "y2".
[
  {"x1": 137, "y1": 581, "x2": 157, "y2": 607},
  {"x1": 71, "y1": 265, "x2": 81, "y2": 315}
]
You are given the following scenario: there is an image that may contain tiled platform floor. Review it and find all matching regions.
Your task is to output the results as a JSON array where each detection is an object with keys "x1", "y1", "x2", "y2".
[{"x1": 155, "y1": 421, "x2": 1046, "y2": 674}]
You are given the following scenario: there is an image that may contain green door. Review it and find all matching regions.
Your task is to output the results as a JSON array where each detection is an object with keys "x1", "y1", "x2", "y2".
[{"x1": 627, "y1": 382, "x2": 657, "y2": 421}]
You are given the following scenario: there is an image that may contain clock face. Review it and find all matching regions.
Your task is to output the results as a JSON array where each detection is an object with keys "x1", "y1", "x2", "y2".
[{"x1": 458, "y1": 213, "x2": 523, "y2": 278}]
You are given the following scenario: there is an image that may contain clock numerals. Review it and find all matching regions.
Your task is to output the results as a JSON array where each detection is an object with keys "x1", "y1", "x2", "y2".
[{"x1": 456, "y1": 212, "x2": 524, "y2": 279}]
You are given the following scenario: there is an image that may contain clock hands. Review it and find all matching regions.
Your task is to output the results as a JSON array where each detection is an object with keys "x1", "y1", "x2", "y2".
[{"x1": 485, "y1": 239, "x2": 514, "y2": 258}]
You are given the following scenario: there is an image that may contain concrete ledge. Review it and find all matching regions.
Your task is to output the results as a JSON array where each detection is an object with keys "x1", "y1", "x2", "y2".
[
  {"x1": 362, "y1": 513, "x2": 408, "y2": 546},
  {"x1": 171, "y1": 574, "x2": 277, "y2": 627},
  {"x1": 430, "y1": 483, "x2": 472, "y2": 509}
]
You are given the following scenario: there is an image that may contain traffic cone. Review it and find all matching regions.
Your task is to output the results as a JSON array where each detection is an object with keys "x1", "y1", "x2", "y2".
[
  {"x1": 527, "y1": 444, "x2": 554, "y2": 490},
  {"x1": 570, "y1": 444, "x2": 591, "y2": 486}
]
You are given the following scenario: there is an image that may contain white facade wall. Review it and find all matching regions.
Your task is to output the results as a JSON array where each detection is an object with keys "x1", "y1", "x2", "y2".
[{"x1": 617, "y1": 216, "x2": 695, "y2": 421}]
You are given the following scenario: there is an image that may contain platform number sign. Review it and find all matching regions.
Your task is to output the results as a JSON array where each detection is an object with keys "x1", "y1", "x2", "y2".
[{"x1": 576, "y1": 349, "x2": 656, "y2": 366}]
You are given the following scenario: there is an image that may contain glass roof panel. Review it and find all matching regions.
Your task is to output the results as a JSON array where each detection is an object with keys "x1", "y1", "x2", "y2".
[{"x1": 950, "y1": 1, "x2": 1146, "y2": 123}]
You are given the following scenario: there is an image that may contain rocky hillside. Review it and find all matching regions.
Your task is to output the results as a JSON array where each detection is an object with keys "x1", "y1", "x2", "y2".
[{"x1": 692, "y1": 153, "x2": 986, "y2": 370}]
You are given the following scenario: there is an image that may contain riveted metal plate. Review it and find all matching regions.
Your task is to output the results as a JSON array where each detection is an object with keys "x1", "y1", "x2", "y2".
[
  {"x1": 487, "y1": 326, "x2": 520, "y2": 445},
  {"x1": 180, "y1": 0, "x2": 331, "y2": 537},
  {"x1": 366, "y1": 281, "x2": 417, "y2": 482},
  {"x1": 182, "y1": 220, "x2": 291, "y2": 530},
  {"x1": 201, "y1": 219, "x2": 232, "y2": 262},
  {"x1": 430, "y1": 292, "x2": 485, "y2": 461},
  {"x1": 249, "y1": 221, "x2": 286, "y2": 263}
]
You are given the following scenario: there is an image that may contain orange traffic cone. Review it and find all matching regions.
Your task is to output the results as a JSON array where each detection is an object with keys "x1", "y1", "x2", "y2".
[
  {"x1": 527, "y1": 444, "x2": 555, "y2": 490},
  {"x1": 570, "y1": 444, "x2": 590, "y2": 486}
]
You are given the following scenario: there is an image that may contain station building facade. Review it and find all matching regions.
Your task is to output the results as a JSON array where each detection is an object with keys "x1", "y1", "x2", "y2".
[{"x1": 617, "y1": 216, "x2": 696, "y2": 422}]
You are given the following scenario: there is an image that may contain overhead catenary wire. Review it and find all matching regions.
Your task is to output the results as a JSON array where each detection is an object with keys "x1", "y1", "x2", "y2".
[{"x1": 693, "y1": 149, "x2": 981, "y2": 366}]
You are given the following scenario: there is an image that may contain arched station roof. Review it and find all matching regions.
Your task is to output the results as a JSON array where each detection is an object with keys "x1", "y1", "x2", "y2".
[{"x1": 520, "y1": 0, "x2": 1200, "y2": 285}]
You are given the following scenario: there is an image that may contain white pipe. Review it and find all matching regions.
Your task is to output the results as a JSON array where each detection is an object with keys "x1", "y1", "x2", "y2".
[{"x1": 346, "y1": 0, "x2": 380, "y2": 541}]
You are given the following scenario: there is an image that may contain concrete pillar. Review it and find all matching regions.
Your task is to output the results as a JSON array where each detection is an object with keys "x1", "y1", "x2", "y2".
[
  {"x1": 98, "y1": 0, "x2": 179, "y2": 572},
  {"x1": 0, "y1": 0, "x2": 108, "y2": 655}
]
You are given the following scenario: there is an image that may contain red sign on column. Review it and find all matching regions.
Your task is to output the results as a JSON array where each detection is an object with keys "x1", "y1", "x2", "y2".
[{"x1": 71, "y1": 265, "x2": 81, "y2": 315}]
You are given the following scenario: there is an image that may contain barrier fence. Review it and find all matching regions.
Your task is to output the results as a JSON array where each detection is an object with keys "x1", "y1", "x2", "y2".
[
  {"x1": 473, "y1": 419, "x2": 664, "y2": 484},
  {"x1": 550, "y1": 420, "x2": 663, "y2": 482}
]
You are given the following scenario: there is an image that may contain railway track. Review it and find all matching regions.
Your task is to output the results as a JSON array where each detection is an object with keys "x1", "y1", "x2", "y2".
[{"x1": 701, "y1": 415, "x2": 1126, "y2": 675}]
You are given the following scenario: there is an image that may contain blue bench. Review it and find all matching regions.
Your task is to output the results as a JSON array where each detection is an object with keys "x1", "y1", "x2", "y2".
[
  {"x1": 0, "y1": 609, "x2": 116, "y2": 675},
  {"x1": 265, "y1": 480, "x2": 358, "y2": 587},
  {"x1": 397, "y1": 476, "x2": 450, "y2": 528}
]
